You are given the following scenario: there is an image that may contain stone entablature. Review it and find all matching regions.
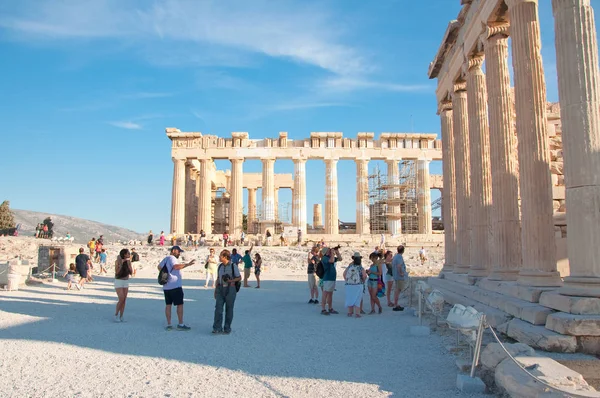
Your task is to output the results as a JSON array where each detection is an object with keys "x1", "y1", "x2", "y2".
[{"x1": 166, "y1": 128, "x2": 442, "y2": 161}]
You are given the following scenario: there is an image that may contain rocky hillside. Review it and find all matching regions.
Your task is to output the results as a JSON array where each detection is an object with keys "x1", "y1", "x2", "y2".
[{"x1": 11, "y1": 209, "x2": 144, "y2": 243}]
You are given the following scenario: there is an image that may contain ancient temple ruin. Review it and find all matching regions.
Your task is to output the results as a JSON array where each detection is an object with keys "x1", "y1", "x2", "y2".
[
  {"x1": 429, "y1": 0, "x2": 600, "y2": 354},
  {"x1": 166, "y1": 130, "x2": 442, "y2": 238}
]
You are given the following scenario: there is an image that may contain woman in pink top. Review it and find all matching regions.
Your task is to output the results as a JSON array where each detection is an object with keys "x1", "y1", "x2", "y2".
[{"x1": 159, "y1": 231, "x2": 166, "y2": 246}]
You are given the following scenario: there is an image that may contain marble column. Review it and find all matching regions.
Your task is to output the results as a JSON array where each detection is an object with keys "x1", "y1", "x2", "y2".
[
  {"x1": 314, "y1": 204, "x2": 323, "y2": 229},
  {"x1": 261, "y1": 158, "x2": 276, "y2": 232},
  {"x1": 274, "y1": 188, "x2": 280, "y2": 222},
  {"x1": 484, "y1": 24, "x2": 522, "y2": 281},
  {"x1": 439, "y1": 101, "x2": 457, "y2": 273},
  {"x1": 452, "y1": 81, "x2": 472, "y2": 274},
  {"x1": 229, "y1": 158, "x2": 244, "y2": 237},
  {"x1": 247, "y1": 188, "x2": 257, "y2": 231},
  {"x1": 386, "y1": 160, "x2": 402, "y2": 235},
  {"x1": 170, "y1": 158, "x2": 186, "y2": 234},
  {"x1": 184, "y1": 162, "x2": 198, "y2": 234},
  {"x1": 466, "y1": 53, "x2": 493, "y2": 278},
  {"x1": 197, "y1": 159, "x2": 212, "y2": 234},
  {"x1": 356, "y1": 158, "x2": 371, "y2": 235},
  {"x1": 293, "y1": 158, "x2": 307, "y2": 234},
  {"x1": 417, "y1": 159, "x2": 432, "y2": 235},
  {"x1": 325, "y1": 159, "x2": 339, "y2": 235},
  {"x1": 507, "y1": 0, "x2": 562, "y2": 286},
  {"x1": 554, "y1": 0, "x2": 600, "y2": 296}
]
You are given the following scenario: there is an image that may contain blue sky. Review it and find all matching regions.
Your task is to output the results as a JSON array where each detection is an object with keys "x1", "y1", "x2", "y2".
[{"x1": 0, "y1": 1, "x2": 590, "y2": 233}]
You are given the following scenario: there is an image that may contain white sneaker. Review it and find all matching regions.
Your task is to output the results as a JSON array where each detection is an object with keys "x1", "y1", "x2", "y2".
[
  {"x1": 120, "y1": 316, "x2": 125, "y2": 323},
  {"x1": 76, "y1": 285, "x2": 81, "y2": 291},
  {"x1": 114, "y1": 315, "x2": 120, "y2": 323}
]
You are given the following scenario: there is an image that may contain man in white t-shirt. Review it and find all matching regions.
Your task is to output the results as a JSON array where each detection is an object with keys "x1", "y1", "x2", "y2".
[
  {"x1": 419, "y1": 247, "x2": 427, "y2": 265},
  {"x1": 157, "y1": 246, "x2": 195, "y2": 331}
]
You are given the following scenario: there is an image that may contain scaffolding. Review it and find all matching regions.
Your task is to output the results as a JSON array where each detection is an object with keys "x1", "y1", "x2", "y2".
[{"x1": 368, "y1": 161, "x2": 419, "y2": 234}]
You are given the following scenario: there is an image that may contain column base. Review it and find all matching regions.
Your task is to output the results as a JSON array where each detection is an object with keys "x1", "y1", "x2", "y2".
[
  {"x1": 517, "y1": 270, "x2": 563, "y2": 288},
  {"x1": 440, "y1": 264, "x2": 454, "y2": 274},
  {"x1": 560, "y1": 276, "x2": 600, "y2": 298},
  {"x1": 468, "y1": 267, "x2": 490, "y2": 278},
  {"x1": 487, "y1": 268, "x2": 520, "y2": 282},
  {"x1": 453, "y1": 265, "x2": 470, "y2": 275}
]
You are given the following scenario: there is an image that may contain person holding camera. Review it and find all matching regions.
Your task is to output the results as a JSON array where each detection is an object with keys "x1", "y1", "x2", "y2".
[
  {"x1": 158, "y1": 246, "x2": 195, "y2": 331},
  {"x1": 213, "y1": 249, "x2": 242, "y2": 334},
  {"x1": 320, "y1": 245, "x2": 342, "y2": 315}
]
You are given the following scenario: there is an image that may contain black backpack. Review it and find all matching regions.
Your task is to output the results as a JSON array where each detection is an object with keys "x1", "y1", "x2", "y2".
[
  {"x1": 316, "y1": 260, "x2": 325, "y2": 279},
  {"x1": 158, "y1": 263, "x2": 170, "y2": 285}
]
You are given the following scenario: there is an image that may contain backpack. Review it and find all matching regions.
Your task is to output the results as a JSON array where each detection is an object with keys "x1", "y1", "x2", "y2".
[
  {"x1": 316, "y1": 260, "x2": 325, "y2": 279},
  {"x1": 386, "y1": 263, "x2": 393, "y2": 276},
  {"x1": 158, "y1": 263, "x2": 170, "y2": 285},
  {"x1": 218, "y1": 263, "x2": 241, "y2": 292}
]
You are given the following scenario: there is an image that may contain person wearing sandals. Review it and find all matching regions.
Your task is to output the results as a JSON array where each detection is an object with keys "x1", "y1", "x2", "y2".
[
  {"x1": 343, "y1": 252, "x2": 367, "y2": 318},
  {"x1": 383, "y1": 250, "x2": 395, "y2": 307},
  {"x1": 114, "y1": 249, "x2": 133, "y2": 322},
  {"x1": 205, "y1": 248, "x2": 218, "y2": 288},
  {"x1": 320, "y1": 246, "x2": 342, "y2": 315},
  {"x1": 253, "y1": 253, "x2": 262, "y2": 288},
  {"x1": 366, "y1": 253, "x2": 384, "y2": 314}
]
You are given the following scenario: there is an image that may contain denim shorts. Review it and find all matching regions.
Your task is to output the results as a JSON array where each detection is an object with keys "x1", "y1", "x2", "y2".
[{"x1": 367, "y1": 279, "x2": 378, "y2": 289}]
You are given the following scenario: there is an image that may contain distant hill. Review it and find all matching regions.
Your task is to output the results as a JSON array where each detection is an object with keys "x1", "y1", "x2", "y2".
[{"x1": 12, "y1": 209, "x2": 145, "y2": 243}]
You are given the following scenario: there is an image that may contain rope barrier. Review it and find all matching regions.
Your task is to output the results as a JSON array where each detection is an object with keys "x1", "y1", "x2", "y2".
[{"x1": 486, "y1": 323, "x2": 593, "y2": 398}]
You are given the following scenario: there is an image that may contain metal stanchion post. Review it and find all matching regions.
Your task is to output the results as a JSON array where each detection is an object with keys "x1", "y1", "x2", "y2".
[{"x1": 470, "y1": 314, "x2": 486, "y2": 378}]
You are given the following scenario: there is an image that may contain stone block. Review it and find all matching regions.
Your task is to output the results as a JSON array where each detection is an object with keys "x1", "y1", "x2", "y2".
[
  {"x1": 456, "y1": 374, "x2": 486, "y2": 394},
  {"x1": 480, "y1": 342, "x2": 535, "y2": 370},
  {"x1": 540, "y1": 292, "x2": 600, "y2": 315},
  {"x1": 520, "y1": 305, "x2": 556, "y2": 326},
  {"x1": 444, "y1": 273, "x2": 477, "y2": 285},
  {"x1": 546, "y1": 313, "x2": 600, "y2": 336},
  {"x1": 495, "y1": 356, "x2": 598, "y2": 398},
  {"x1": 506, "y1": 319, "x2": 577, "y2": 352},
  {"x1": 578, "y1": 336, "x2": 600, "y2": 356},
  {"x1": 410, "y1": 325, "x2": 431, "y2": 336},
  {"x1": 476, "y1": 279, "x2": 556, "y2": 303},
  {"x1": 455, "y1": 358, "x2": 472, "y2": 373},
  {"x1": 553, "y1": 185, "x2": 566, "y2": 200}
]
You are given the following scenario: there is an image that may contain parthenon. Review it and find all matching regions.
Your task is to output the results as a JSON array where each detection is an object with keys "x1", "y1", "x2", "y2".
[
  {"x1": 428, "y1": 0, "x2": 600, "y2": 354},
  {"x1": 166, "y1": 129, "x2": 442, "y2": 239}
]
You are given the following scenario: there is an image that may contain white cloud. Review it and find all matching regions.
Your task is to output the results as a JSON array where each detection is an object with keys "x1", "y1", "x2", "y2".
[
  {"x1": 108, "y1": 121, "x2": 142, "y2": 130},
  {"x1": 319, "y1": 76, "x2": 432, "y2": 93}
]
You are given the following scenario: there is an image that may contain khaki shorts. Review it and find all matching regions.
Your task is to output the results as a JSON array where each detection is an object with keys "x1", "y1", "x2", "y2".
[
  {"x1": 244, "y1": 268, "x2": 251, "y2": 279},
  {"x1": 395, "y1": 280, "x2": 407, "y2": 292},
  {"x1": 323, "y1": 280, "x2": 336, "y2": 292},
  {"x1": 308, "y1": 274, "x2": 317, "y2": 290}
]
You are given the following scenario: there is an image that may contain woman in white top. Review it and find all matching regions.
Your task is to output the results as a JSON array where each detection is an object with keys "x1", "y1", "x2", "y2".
[
  {"x1": 343, "y1": 252, "x2": 367, "y2": 318},
  {"x1": 205, "y1": 248, "x2": 219, "y2": 288}
]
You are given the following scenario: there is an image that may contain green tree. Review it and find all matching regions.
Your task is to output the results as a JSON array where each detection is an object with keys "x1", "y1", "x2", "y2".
[{"x1": 0, "y1": 200, "x2": 16, "y2": 230}]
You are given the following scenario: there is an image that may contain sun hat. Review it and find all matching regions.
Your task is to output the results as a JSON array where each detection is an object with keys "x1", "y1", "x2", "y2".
[{"x1": 352, "y1": 251, "x2": 362, "y2": 258}]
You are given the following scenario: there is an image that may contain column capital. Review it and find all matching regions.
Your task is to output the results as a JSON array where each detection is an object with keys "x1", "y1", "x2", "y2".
[
  {"x1": 437, "y1": 100, "x2": 453, "y2": 114},
  {"x1": 230, "y1": 157, "x2": 244, "y2": 163},
  {"x1": 292, "y1": 156, "x2": 307, "y2": 163},
  {"x1": 261, "y1": 157, "x2": 276, "y2": 163},
  {"x1": 505, "y1": 0, "x2": 539, "y2": 8},
  {"x1": 465, "y1": 53, "x2": 485, "y2": 73},
  {"x1": 324, "y1": 157, "x2": 339, "y2": 164},
  {"x1": 453, "y1": 80, "x2": 467, "y2": 94},
  {"x1": 355, "y1": 157, "x2": 370, "y2": 163},
  {"x1": 484, "y1": 23, "x2": 510, "y2": 40}
]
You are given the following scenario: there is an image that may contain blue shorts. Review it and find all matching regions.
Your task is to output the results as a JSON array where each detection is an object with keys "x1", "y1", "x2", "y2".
[{"x1": 367, "y1": 279, "x2": 378, "y2": 289}]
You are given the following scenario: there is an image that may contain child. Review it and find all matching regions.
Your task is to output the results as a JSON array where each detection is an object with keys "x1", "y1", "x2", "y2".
[
  {"x1": 63, "y1": 263, "x2": 76, "y2": 290},
  {"x1": 99, "y1": 249, "x2": 108, "y2": 274}
]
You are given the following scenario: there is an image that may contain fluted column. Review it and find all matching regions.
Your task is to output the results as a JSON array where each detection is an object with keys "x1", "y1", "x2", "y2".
[
  {"x1": 554, "y1": 0, "x2": 600, "y2": 296},
  {"x1": 325, "y1": 158, "x2": 339, "y2": 235},
  {"x1": 170, "y1": 158, "x2": 186, "y2": 234},
  {"x1": 293, "y1": 158, "x2": 307, "y2": 234},
  {"x1": 484, "y1": 25, "x2": 522, "y2": 281},
  {"x1": 356, "y1": 158, "x2": 371, "y2": 235},
  {"x1": 386, "y1": 160, "x2": 402, "y2": 235},
  {"x1": 197, "y1": 159, "x2": 213, "y2": 234},
  {"x1": 314, "y1": 204, "x2": 323, "y2": 229},
  {"x1": 417, "y1": 159, "x2": 432, "y2": 235},
  {"x1": 229, "y1": 158, "x2": 244, "y2": 237},
  {"x1": 439, "y1": 101, "x2": 457, "y2": 273},
  {"x1": 507, "y1": 0, "x2": 562, "y2": 286},
  {"x1": 466, "y1": 54, "x2": 493, "y2": 278},
  {"x1": 452, "y1": 81, "x2": 472, "y2": 274},
  {"x1": 247, "y1": 188, "x2": 257, "y2": 230},
  {"x1": 261, "y1": 158, "x2": 276, "y2": 233}
]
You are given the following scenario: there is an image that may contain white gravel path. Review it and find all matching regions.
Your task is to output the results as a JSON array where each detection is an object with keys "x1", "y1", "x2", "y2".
[{"x1": 0, "y1": 266, "x2": 486, "y2": 397}]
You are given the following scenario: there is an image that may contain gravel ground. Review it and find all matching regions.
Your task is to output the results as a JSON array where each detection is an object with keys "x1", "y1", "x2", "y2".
[{"x1": 0, "y1": 243, "x2": 486, "y2": 397}]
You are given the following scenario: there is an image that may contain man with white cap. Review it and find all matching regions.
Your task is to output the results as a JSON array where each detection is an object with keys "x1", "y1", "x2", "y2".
[{"x1": 157, "y1": 245, "x2": 195, "y2": 330}]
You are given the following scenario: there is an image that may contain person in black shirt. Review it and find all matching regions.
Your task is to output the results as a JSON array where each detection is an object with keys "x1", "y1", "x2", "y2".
[
  {"x1": 307, "y1": 246, "x2": 320, "y2": 304},
  {"x1": 130, "y1": 248, "x2": 140, "y2": 277},
  {"x1": 75, "y1": 247, "x2": 91, "y2": 290}
]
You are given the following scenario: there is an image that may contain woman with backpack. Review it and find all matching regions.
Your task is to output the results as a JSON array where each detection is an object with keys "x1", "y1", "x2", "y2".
[
  {"x1": 343, "y1": 252, "x2": 367, "y2": 318},
  {"x1": 366, "y1": 253, "x2": 384, "y2": 314},
  {"x1": 114, "y1": 248, "x2": 133, "y2": 322}
]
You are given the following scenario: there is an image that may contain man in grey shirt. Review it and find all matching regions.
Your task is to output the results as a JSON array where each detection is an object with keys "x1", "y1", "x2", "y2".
[
  {"x1": 392, "y1": 245, "x2": 407, "y2": 312},
  {"x1": 213, "y1": 249, "x2": 242, "y2": 335}
]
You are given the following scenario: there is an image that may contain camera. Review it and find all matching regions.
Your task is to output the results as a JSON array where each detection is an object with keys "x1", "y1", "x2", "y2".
[
  {"x1": 333, "y1": 245, "x2": 341, "y2": 251},
  {"x1": 222, "y1": 274, "x2": 231, "y2": 283}
]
